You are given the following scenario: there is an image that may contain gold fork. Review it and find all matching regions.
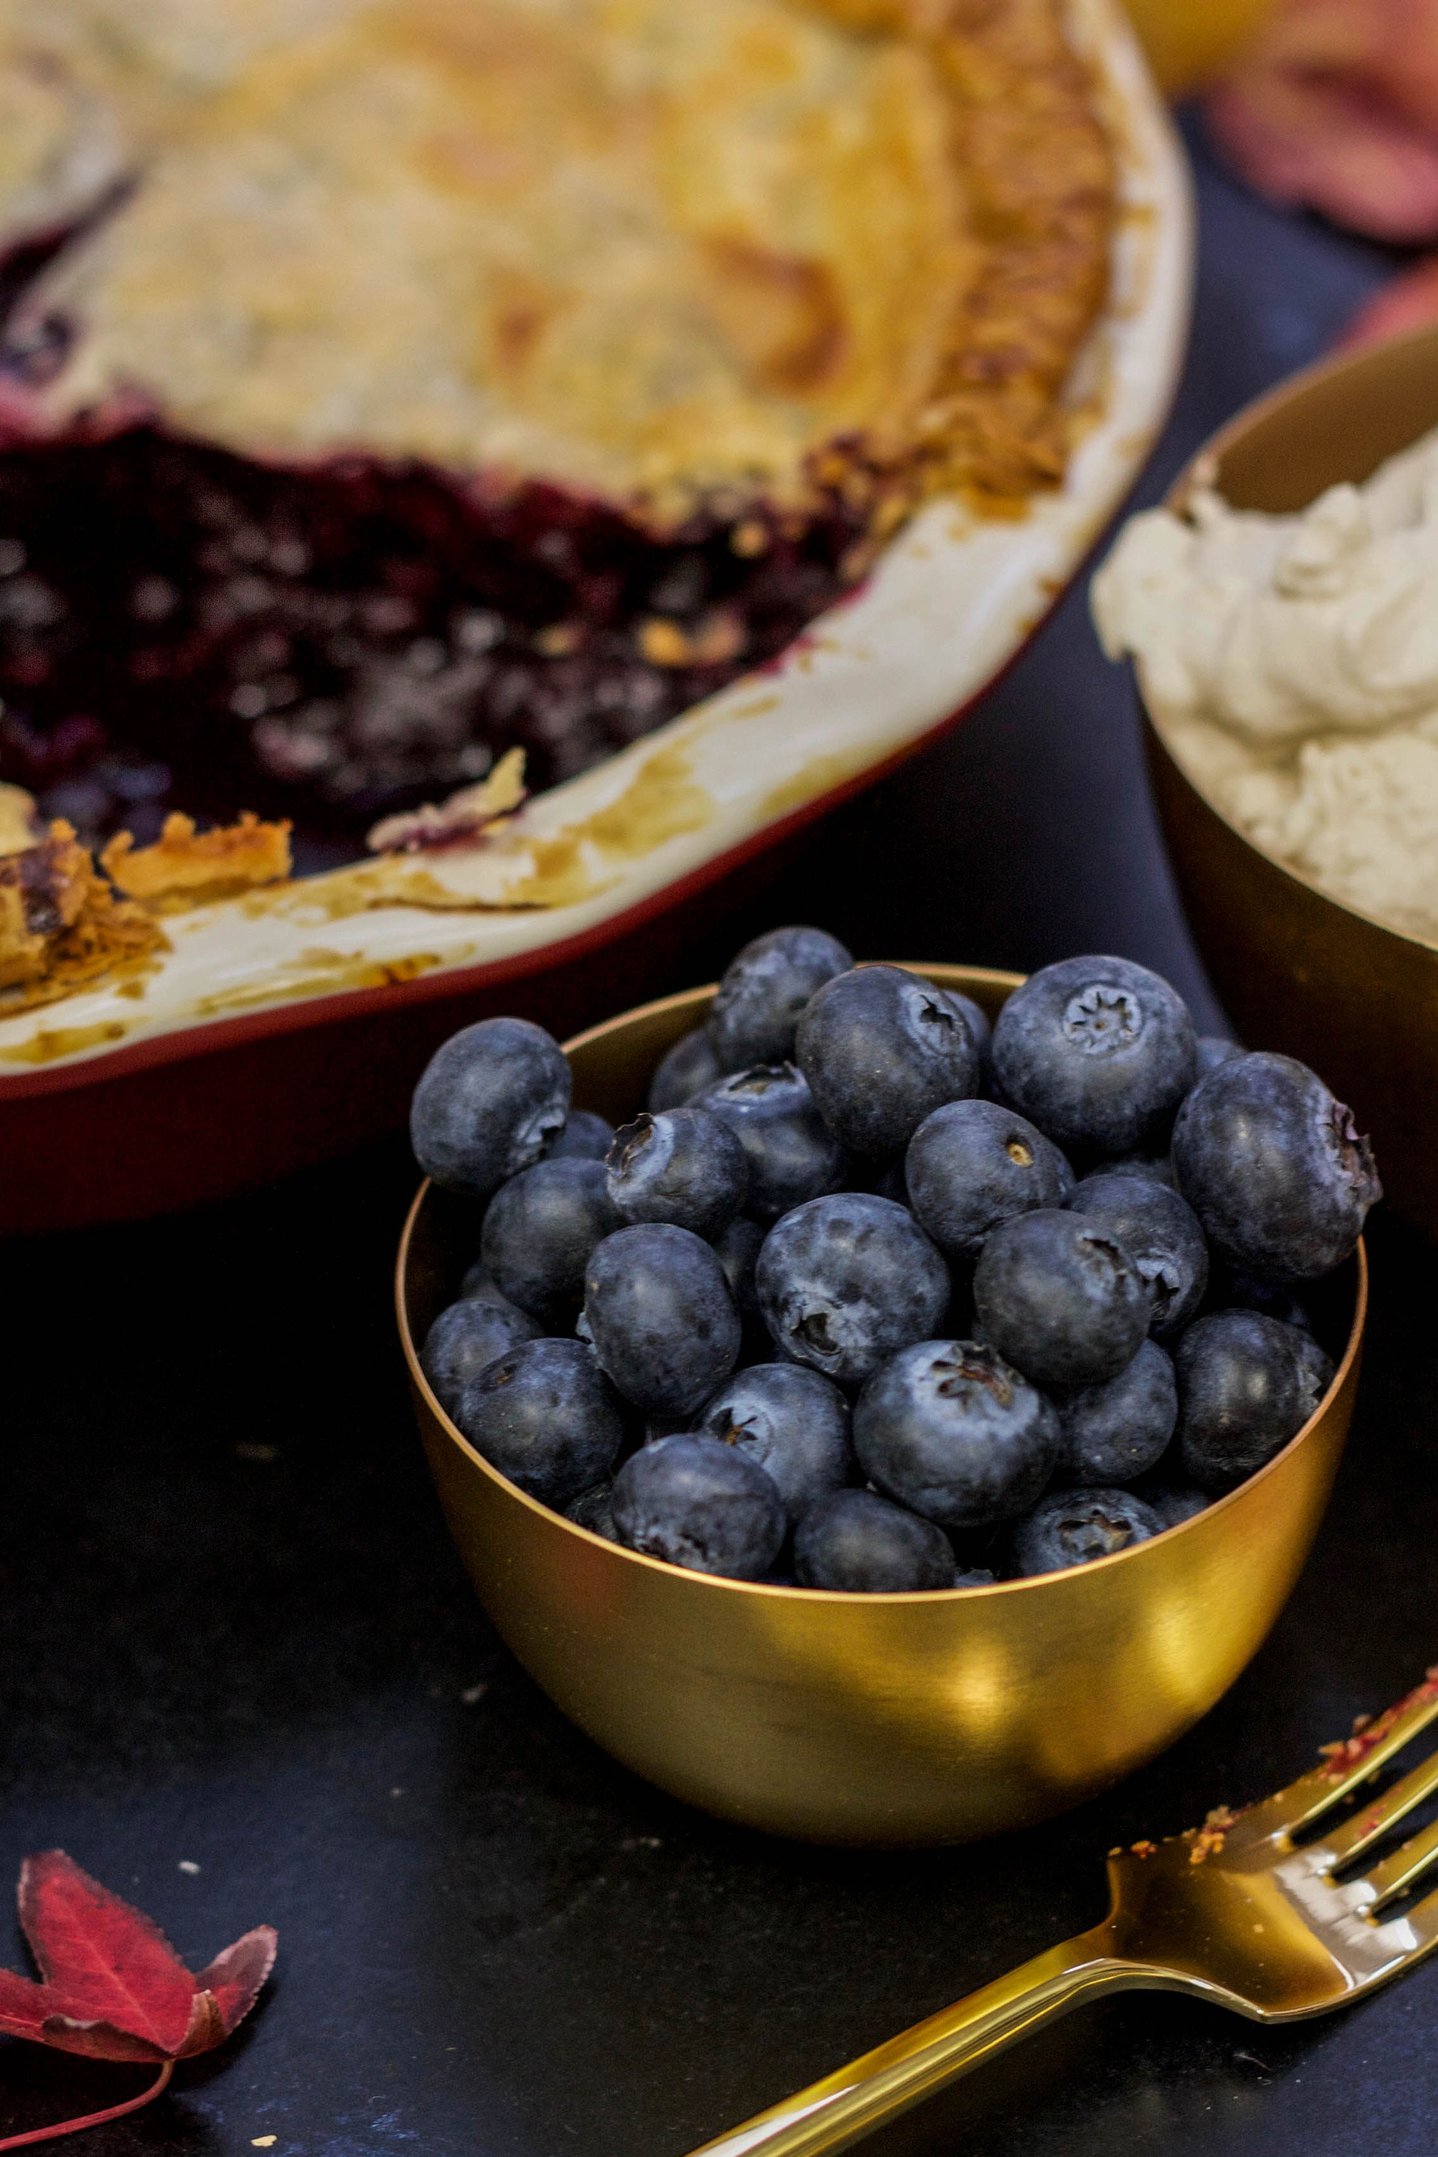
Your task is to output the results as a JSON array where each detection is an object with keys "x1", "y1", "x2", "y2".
[{"x1": 686, "y1": 1671, "x2": 1438, "y2": 2157}]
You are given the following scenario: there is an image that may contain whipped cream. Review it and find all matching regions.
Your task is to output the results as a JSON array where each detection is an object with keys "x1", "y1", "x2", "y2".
[{"x1": 1091, "y1": 423, "x2": 1438, "y2": 943}]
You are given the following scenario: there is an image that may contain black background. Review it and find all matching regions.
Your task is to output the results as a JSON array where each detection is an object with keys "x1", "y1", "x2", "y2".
[{"x1": 6, "y1": 123, "x2": 1437, "y2": 2157}]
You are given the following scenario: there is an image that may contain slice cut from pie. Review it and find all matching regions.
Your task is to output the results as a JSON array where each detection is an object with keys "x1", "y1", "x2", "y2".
[{"x1": 0, "y1": 0, "x2": 1116, "y2": 855}]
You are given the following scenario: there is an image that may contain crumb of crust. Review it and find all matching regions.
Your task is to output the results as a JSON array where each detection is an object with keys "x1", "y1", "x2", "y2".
[
  {"x1": 0, "y1": 782, "x2": 38, "y2": 857},
  {"x1": 1187, "y1": 1805, "x2": 1239, "y2": 1865},
  {"x1": 0, "y1": 821, "x2": 168, "y2": 1012},
  {"x1": 101, "y1": 811, "x2": 292, "y2": 909},
  {"x1": 1129, "y1": 1838, "x2": 1158, "y2": 1859},
  {"x1": 1318, "y1": 1667, "x2": 1438, "y2": 1780},
  {"x1": 366, "y1": 746, "x2": 527, "y2": 855}
]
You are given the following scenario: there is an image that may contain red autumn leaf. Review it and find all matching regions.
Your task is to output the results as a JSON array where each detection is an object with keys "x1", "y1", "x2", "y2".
[
  {"x1": 1341, "y1": 255, "x2": 1438, "y2": 348},
  {"x1": 1205, "y1": 0, "x2": 1438, "y2": 244},
  {"x1": 0, "y1": 1852, "x2": 276, "y2": 2149}
]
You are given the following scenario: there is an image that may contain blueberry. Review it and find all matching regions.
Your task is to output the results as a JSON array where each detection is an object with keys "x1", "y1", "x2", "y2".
[
  {"x1": 480, "y1": 1158, "x2": 621, "y2": 1324},
  {"x1": 950, "y1": 992, "x2": 993, "y2": 1077},
  {"x1": 794, "y1": 1489, "x2": 954, "y2": 1592},
  {"x1": 699, "y1": 1063, "x2": 847, "y2": 1221},
  {"x1": 1067, "y1": 1171, "x2": 1208, "y2": 1339},
  {"x1": 991, "y1": 956, "x2": 1196, "y2": 1155},
  {"x1": 954, "y1": 1566, "x2": 998, "y2": 1588},
  {"x1": 756, "y1": 1193, "x2": 951, "y2": 1387},
  {"x1": 420, "y1": 1294, "x2": 540, "y2": 1417},
  {"x1": 1145, "y1": 1485, "x2": 1210, "y2": 1529},
  {"x1": 605, "y1": 1106, "x2": 748, "y2": 1239},
  {"x1": 547, "y1": 1109, "x2": 615, "y2": 1162},
  {"x1": 796, "y1": 966, "x2": 981, "y2": 1155},
  {"x1": 454, "y1": 1338, "x2": 626, "y2": 1507},
  {"x1": 711, "y1": 1215, "x2": 766, "y2": 1316},
  {"x1": 693, "y1": 1363, "x2": 851, "y2": 1520},
  {"x1": 1175, "y1": 1310, "x2": 1336, "y2": 1492},
  {"x1": 854, "y1": 1339, "x2": 1060, "y2": 1529},
  {"x1": 1056, "y1": 1339, "x2": 1176, "y2": 1485},
  {"x1": 584, "y1": 1223, "x2": 741, "y2": 1418},
  {"x1": 972, "y1": 1209, "x2": 1151, "y2": 1386},
  {"x1": 710, "y1": 925, "x2": 852, "y2": 1067},
  {"x1": 1172, "y1": 1051, "x2": 1380, "y2": 1279},
  {"x1": 459, "y1": 1257, "x2": 510, "y2": 1302},
  {"x1": 1010, "y1": 1487, "x2": 1162, "y2": 1576},
  {"x1": 1197, "y1": 1035, "x2": 1242, "y2": 1078},
  {"x1": 1219, "y1": 1267, "x2": 1313, "y2": 1331},
  {"x1": 1098, "y1": 1153, "x2": 1177, "y2": 1189},
  {"x1": 611, "y1": 1433, "x2": 785, "y2": 1579},
  {"x1": 648, "y1": 1025, "x2": 724, "y2": 1112},
  {"x1": 565, "y1": 1479, "x2": 619, "y2": 1541},
  {"x1": 411, "y1": 1016, "x2": 570, "y2": 1196},
  {"x1": 906, "y1": 1098, "x2": 1073, "y2": 1257}
]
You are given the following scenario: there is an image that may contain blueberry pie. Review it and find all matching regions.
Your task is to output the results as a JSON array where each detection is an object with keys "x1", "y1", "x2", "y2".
[{"x1": 0, "y1": 0, "x2": 1116, "y2": 854}]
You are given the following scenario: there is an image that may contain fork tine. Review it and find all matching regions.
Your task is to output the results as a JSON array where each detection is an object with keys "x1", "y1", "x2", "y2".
[
  {"x1": 1319, "y1": 1744, "x2": 1438, "y2": 1867},
  {"x1": 1237, "y1": 1673, "x2": 1438, "y2": 1840},
  {"x1": 1358, "y1": 1816, "x2": 1438, "y2": 1912}
]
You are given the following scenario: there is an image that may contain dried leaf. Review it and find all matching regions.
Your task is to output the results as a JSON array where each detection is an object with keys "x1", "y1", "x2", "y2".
[
  {"x1": 1206, "y1": 0, "x2": 1438, "y2": 242},
  {"x1": 0, "y1": 1852, "x2": 276, "y2": 2149}
]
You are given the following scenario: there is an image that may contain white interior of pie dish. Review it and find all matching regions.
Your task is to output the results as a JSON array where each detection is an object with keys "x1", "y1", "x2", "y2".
[{"x1": 0, "y1": 0, "x2": 1192, "y2": 1079}]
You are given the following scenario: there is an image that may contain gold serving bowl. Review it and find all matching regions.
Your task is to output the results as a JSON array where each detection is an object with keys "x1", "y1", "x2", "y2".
[
  {"x1": 1141, "y1": 323, "x2": 1438, "y2": 1233},
  {"x1": 397, "y1": 967, "x2": 1366, "y2": 1845}
]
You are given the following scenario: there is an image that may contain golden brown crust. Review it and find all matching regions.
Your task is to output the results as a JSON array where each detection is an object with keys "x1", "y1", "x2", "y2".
[
  {"x1": 0, "y1": 0, "x2": 1115, "y2": 525},
  {"x1": 100, "y1": 811, "x2": 293, "y2": 909},
  {"x1": 0, "y1": 822, "x2": 169, "y2": 1012}
]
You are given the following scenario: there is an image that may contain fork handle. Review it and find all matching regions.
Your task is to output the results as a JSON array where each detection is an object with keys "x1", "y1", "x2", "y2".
[{"x1": 685, "y1": 1927, "x2": 1130, "y2": 2157}]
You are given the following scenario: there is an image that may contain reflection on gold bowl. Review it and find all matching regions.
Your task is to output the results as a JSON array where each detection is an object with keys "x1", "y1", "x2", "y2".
[
  {"x1": 396, "y1": 967, "x2": 1366, "y2": 1845},
  {"x1": 1142, "y1": 323, "x2": 1438, "y2": 1234}
]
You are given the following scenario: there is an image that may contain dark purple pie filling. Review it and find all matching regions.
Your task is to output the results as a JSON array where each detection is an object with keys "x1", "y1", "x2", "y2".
[{"x1": 0, "y1": 412, "x2": 867, "y2": 866}]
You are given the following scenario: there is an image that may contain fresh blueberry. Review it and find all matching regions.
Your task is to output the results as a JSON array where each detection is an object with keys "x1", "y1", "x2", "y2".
[
  {"x1": 480, "y1": 1158, "x2": 621, "y2": 1325},
  {"x1": 710, "y1": 925, "x2": 853, "y2": 1067},
  {"x1": 1055, "y1": 1339, "x2": 1177, "y2": 1485},
  {"x1": 699, "y1": 1063, "x2": 847, "y2": 1221},
  {"x1": 1196, "y1": 1035, "x2": 1242, "y2": 1077},
  {"x1": 794, "y1": 1489, "x2": 954, "y2": 1592},
  {"x1": 454, "y1": 1338, "x2": 626, "y2": 1507},
  {"x1": 1145, "y1": 1485, "x2": 1210, "y2": 1529},
  {"x1": 459, "y1": 1257, "x2": 511, "y2": 1302},
  {"x1": 1172, "y1": 1051, "x2": 1380, "y2": 1279},
  {"x1": 605, "y1": 1106, "x2": 748, "y2": 1239},
  {"x1": 854, "y1": 1339, "x2": 1060, "y2": 1529},
  {"x1": 584, "y1": 1224, "x2": 741, "y2": 1418},
  {"x1": 693, "y1": 1363, "x2": 851, "y2": 1521},
  {"x1": 1010, "y1": 1487, "x2": 1162, "y2": 1576},
  {"x1": 1097, "y1": 1153, "x2": 1177, "y2": 1189},
  {"x1": 972, "y1": 1208, "x2": 1151, "y2": 1386},
  {"x1": 1175, "y1": 1310, "x2": 1336, "y2": 1491},
  {"x1": 648, "y1": 1025, "x2": 724, "y2": 1112},
  {"x1": 711, "y1": 1215, "x2": 766, "y2": 1316},
  {"x1": 546, "y1": 1109, "x2": 615, "y2": 1162},
  {"x1": 991, "y1": 956, "x2": 1196, "y2": 1155},
  {"x1": 1067, "y1": 1171, "x2": 1208, "y2": 1339},
  {"x1": 954, "y1": 1566, "x2": 998, "y2": 1588},
  {"x1": 420, "y1": 1294, "x2": 540, "y2": 1417},
  {"x1": 756, "y1": 1193, "x2": 951, "y2": 1387},
  {"x1": 950, "y1": 993, "x2": 993, "y2": 1078},
  {"x1": 411, "y1": 1016, "x2": 570, "y2": 1196},
  {"x1": 905, "y1": 1097, "x2": 1074, "y2": 1257},
  {"x1": 796, "y1": 966, "x2": 981, "y2": 1155},
  {"x1": 565, "y1": 1479, "x2": 619, "y2": 1541},
  {"x1": 611, "y1": 1433, "x2": 785, "y2": 1579},
  {"x1": 1218, "y1": 1267, "x2": 1313, "y2": 1332}
]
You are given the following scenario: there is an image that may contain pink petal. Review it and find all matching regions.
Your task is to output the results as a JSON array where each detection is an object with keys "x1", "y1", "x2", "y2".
[{"x1": 1341, "y1": 255, "x2": 1438, "y2": 346}]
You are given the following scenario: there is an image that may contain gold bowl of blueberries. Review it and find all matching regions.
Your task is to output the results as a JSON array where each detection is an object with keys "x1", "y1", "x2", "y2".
[{"x1": 396, "y1": 931, "x2": 1372, "y2": 1844}]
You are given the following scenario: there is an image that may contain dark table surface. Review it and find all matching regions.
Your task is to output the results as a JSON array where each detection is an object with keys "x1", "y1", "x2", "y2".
[{"x1": 5, "y1": 120, "x2": 1436, "y2": 2157}]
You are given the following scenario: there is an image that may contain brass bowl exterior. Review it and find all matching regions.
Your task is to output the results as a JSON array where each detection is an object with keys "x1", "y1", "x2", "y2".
[
  {"x1": 1142, "y1": 323, "x2": 1438, "y2": 1232},
  {"x1": 397, "y1": 967, "x2": 1366, "y2": 1844}
]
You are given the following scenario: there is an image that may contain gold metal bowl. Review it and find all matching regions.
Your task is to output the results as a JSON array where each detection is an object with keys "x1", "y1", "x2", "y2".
[
  {"x1": 1141, "y1": 324, "x2": 1438, "y2": 1233},
  {"x1": 396, "y1": 967, "x2": 1366, "y2": 1845}
]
